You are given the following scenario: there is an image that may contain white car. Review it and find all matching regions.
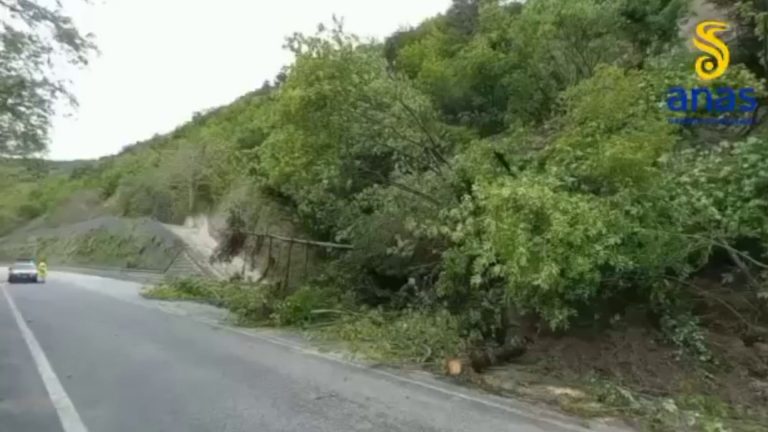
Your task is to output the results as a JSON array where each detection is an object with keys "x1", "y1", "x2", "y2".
[{"x1": 8, "y1": 262, "x2": 39, "y2": 283}]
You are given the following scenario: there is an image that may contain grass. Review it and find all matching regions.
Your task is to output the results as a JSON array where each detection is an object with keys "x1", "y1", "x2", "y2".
[
  {"x1": 142, "y1": 278, "x2": 767, "y2": 432},
  {"x1": 310, "y1": 309, "x2": 465, "y2": 367},
  {"x1": 553, "y1": 378, "x2": 766, "y2": 432},
  {"x1": 143, "y1": 278, "x2": 465, "y2": 368},
  {"x1": 142, "y1": 278, "x2": 278, "y2": 326},
  {"x1": 142, "y1": 284, "x2": 208, "y2": 302},
  {"x1": 0, "y1": 224, "x2": 181, "y2": 270}
]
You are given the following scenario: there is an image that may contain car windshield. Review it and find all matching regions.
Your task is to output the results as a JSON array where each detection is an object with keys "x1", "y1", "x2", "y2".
[{"x1": 13, "y1": 263, "x2": 36, "y2": 269}]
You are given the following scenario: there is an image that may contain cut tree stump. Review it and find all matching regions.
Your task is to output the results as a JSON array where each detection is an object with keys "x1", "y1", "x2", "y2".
[
  {"x1": 469, "y1": 342, "x2": 527, "y2": 373},
  {"x1": 445, "y1": 358, "x2": 464, "y2": 376},
  {"x1": 444, "y1": 339, "x2": 528, "y2": 377}
]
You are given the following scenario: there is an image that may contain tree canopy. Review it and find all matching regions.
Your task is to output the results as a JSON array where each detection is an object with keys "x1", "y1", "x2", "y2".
[
  {"x1": 4, "y1": 0, "x2": 768, "y2": 357},
  {"x1": 0, "y1": 0, "x2": 95, "y2": 157}
]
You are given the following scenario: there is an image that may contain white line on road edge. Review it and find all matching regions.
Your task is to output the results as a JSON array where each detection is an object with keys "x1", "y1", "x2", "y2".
[
  {"x1": 214, "y1": 324, "x2": 603, "y2": 432},
  {"x1": 2, "y1": 285, "x2": 90, "y2": 432},
  {"x1": 55, "y1": 271, "x2": 620, "y2": 432},
  {"x1": 171, "y1": 316, "x2": 609, "y2": 432}
]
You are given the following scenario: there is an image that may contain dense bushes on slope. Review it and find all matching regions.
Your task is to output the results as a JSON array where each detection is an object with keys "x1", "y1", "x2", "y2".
[
  {"x1": 3, "y1": 0, "x2": 765, "y2": 427},
  {"x1": 229, "y1": 0, "x2": 768, "y2": 342},
  {"x1": 5, "y1": 0, "x2": 767, "y2": 332},
  {"x1": 6, "y1": 1, "x2": 768, "y2": 403}
]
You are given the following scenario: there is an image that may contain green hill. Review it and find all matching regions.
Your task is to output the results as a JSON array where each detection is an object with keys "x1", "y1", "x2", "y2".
[{"x1": 3, "y1": 1, "x2": 768, "y2": 428}]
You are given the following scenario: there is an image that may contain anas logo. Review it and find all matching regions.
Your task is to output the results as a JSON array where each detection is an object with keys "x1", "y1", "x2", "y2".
[
  {"x1": 694, "y1": 20, "x2": 730, "y2": 81},
  {"x1": 665, "y1": 20, "x2": 756, "y2": 126}
]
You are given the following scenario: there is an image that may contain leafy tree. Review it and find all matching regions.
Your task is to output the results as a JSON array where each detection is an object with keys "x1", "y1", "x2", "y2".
[
  {"x1": 617, "y1": 0, "x2": 689, "y2": 55},
  {"x1": 6, "y1": 0, "x2": 768, "y2": 383},
  {"x1": 0, "y1": 0, "x2": 96, "y2": 156},
  {"x1": 711, "y1": 0, "x2": 768, "y2": 79},
  {"x1": 387, "y1": 0, "x2": 659, "y2": 134},
  {"x1": 164, "y1": 140, "x2": 209, "y2": 214},
  {"x1": 259, "y1": 22, "x2": 455, "y2": 235},
  {"x1": 445, "y1": 0, "x2": 481, "y2": 36},
  {"x1": 116, "y1": 174, "x2": 175, "y2": 222}
]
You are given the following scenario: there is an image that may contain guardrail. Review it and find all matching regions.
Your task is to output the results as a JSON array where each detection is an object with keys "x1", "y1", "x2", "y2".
[
  {"x1": 179, "y1": 249, "x2": 221, "y2": 279},
  {"x1": 0, "y1": 261, "x2": 167, "y2": 285},
  {"x1": 51, "y1": 264, "x2": 167, "y2": 284},
  {"x1": 0, "y1": 245, "x2": 216, "y2": 285}
]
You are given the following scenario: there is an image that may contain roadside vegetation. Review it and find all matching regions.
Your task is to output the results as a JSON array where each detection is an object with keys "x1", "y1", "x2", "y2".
[{"x1": 6, "y1": 0, "x2": 768, "y2": 430}]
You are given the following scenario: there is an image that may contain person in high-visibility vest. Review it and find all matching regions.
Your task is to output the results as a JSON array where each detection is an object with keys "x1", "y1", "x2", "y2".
[{"x1": 37, "y1": 260, "x2": 48, "y2": 283}]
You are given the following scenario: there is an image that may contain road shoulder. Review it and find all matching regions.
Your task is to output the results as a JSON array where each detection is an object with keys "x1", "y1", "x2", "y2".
[{"x1": 0, "y1": 283, "x2": 64, "y2": 432}]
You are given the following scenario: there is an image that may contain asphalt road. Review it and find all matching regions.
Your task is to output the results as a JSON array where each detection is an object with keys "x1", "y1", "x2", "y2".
[{"x1": 0, "y1": 271, "x2": 621, "y2": 432}]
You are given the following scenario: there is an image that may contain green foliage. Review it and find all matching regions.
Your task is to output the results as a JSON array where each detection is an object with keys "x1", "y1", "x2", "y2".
[
  {"x1": 57, "y1": 5, "x2": 768, "y2": 426},
  {"x1": 143, "y1": 278, "x2": 280, "y2": 325},
  {"x1": 143, "y1": 279, "x2": 216, "y2": 302},
  {"x1": 571, "y1": 377, "x2": 763, "y2": 432},
  {"x1": 116, "y1": 174, "x2": 176, "y2": 222},
  {"x1": 258, "y1": 21, "x2": 456, "y2": 245},
  {"x1": 387, "y1": 0, "x2": 686, "y2": 133},
  {"x1": 96, "y1": 0, "x2": 768, "y2": 345},
  {"x1": 272, "y1": 284, "x2": 349, "y2": 327},
  {"x1": 0, "y1": 159, "x2": 94, "y2": 233},
  {"x1": 710, "y1": 0, "x2": 768, "y2": 79},
  {"x1": 36, "y1": 227, "x2": 179, "y2": 270},
  {"x1": 660, "y1": 312, "x2": 713, "y2": 362},
  {"x1": 671, "y1": 137, "x2": 768, "y2": 242},
  {"x1": 222, "y1": 283, "x2": 282, "y2": 326},
  {"x1": 318, "y1": 308, "x2": 465, "y2": 365},
  {"x1": 469, "y1": 176, "x2": 629, "y2": 328},
  {"x1": 0, "y1": 0, "x2": 96, "y2": 156},
  {"x1": 145, "y1": 278, "x2": 463, "y2": 365},
  {"x1": 6, "y1": 7, "x2": 768, "y2": 421},
  {"x1": 549, "y1": 65, "x2": 678, "y2": 194}
]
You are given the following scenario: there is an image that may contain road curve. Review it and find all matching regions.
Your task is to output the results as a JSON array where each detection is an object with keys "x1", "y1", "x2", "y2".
[{"x1": 0, "y1": 270, "x2": 622, "y2": 432}]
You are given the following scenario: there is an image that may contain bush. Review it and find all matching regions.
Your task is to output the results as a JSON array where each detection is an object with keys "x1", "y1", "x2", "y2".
[
  {"x1": 660, "y1": 312, "x2": 712, "y2": 362},
  {"x1": 115, "y1": 175, "x2": 177, "y2": 222},
  {"x1": 272, "y1": 285, "x2": 345, "y2": 327},
  {"x1": 219, "y1": 283, "x2": 279, "y2": 325},
  {"x1": 143, "y1": 278, "x2": 284, "y2": 325},
  {"x1": 320, "y1": 309, "x2": 465, "y2": 364},
  {"x1": 17, "y1": 202, "x2": 45, "y2": 220},
  {"x1": 143, "y1": 278, "x2": 217, "y2": 301}
]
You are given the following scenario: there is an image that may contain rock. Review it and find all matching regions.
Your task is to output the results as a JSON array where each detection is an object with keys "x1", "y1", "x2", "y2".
[{"x1": 544, "y1": 386, "x2": 587, "y2": 399}]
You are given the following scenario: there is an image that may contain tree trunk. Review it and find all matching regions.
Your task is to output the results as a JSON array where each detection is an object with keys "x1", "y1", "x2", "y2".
[
  {"x1": 188, "y1": 179, "x2": 196, "y2": 214},
  {"x1": 469, "y1": 339, "x2": 527, "y2": 373}
]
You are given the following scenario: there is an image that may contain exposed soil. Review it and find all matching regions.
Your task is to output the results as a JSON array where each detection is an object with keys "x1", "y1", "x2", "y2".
[
  {"x1": 163, "y1": 215, "x2": 261, "y2": 280},
  {"x1": 477, "y1": 325, "x2": 768, "y2": 430}
]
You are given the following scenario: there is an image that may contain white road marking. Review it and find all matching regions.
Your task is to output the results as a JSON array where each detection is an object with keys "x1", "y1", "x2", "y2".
[
  {"x1": 53, "y1": 271, "x2": 619, "y2": 432},
  {"x1": 214, "y1": 324, "x2": 600, "y2": 432},
  {"x1": 136, "y1": 301, "x2": 601, "y2": 432},
  {"x1": 2, "y1": 284, "x2": 90, "y2": 432}
]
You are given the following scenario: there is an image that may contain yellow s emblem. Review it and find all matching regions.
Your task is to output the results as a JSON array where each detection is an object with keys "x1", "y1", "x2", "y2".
[{"x1": 694, "y1": 20, "x2": 730, "y2": 81}]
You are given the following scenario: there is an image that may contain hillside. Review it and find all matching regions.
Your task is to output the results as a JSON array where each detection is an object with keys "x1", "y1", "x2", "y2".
[
  {"x1": 4, "y1": 1, "x2": 768, "y2": 429},
  {"x1": 0, "y1": 216, "x2": 183, "y2": 270}
]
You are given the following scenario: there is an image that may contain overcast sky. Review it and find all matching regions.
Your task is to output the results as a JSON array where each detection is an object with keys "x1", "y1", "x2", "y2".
[{"x1": 49, "y1": 0, "x2": 451, "y2": 160}]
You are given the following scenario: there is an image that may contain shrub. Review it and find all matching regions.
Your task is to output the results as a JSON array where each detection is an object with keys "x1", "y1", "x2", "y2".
[
  {"x1": 219, "y1": 283, "x2": 280, "y2": 325},
  {"x1": 143, "y1": 278, "x2": 283, "y2": 325},
  {"x1": 272, "y1": 285, "x2": 344, "y2": 327},
  {"x1": 143, "y1": 278, "x2": 217, "y2": 301},
  {"x1": 321, "y1": 308, "x2": 465, "y2": 364}
]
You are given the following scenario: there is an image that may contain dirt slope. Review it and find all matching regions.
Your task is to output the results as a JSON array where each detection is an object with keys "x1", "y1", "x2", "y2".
[{"x1": 163, "y1": 215, "x2": 262, "y2": 281}]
